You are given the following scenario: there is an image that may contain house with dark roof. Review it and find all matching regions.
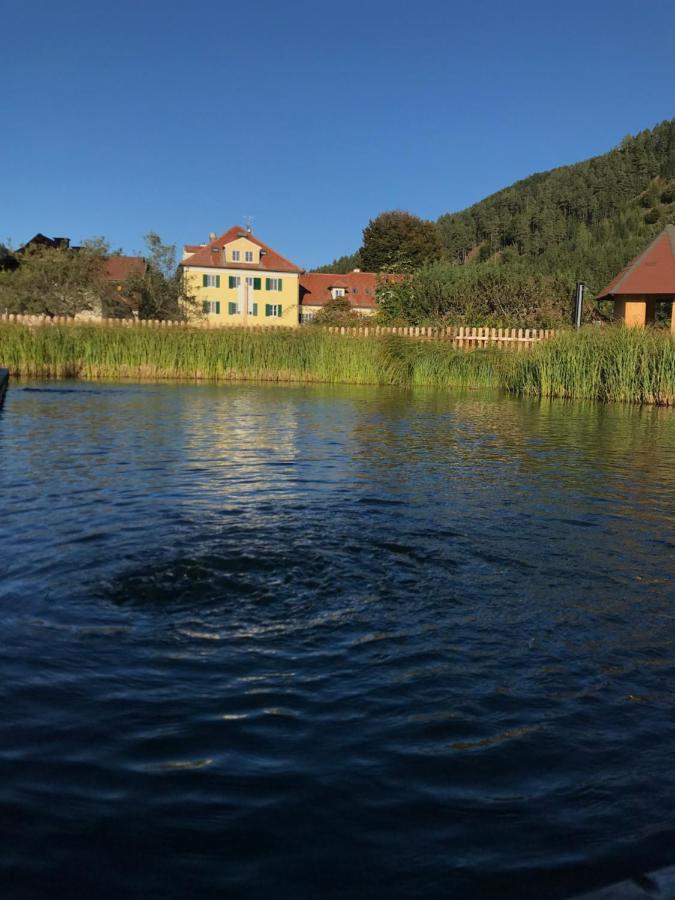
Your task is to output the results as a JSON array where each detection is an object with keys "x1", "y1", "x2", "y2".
[
  {"x1": 18, "y1": 233, "x2": 73, "y2": 253},
  {"x1": 596, "y1": 224, "x2": 675, "y2": 329},
  {"x1": 181, "y1": 226, "x2": 302, "y2": 326},
  {"x1": 298, "y1": 271, "x2": 406, "y2": 322}
]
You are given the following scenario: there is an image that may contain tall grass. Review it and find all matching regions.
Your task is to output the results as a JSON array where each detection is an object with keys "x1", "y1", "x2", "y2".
[
  {"x1": 504, "y1": 327, "x2": 675, "y2": 405},
  {"x1": 0, "y1": 323, "x2": 673, "y2": 404}
]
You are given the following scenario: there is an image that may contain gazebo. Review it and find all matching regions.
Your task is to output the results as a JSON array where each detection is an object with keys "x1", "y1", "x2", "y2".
[{"x1": 596, "y1": 224, "x2": 675, "y2": 330}]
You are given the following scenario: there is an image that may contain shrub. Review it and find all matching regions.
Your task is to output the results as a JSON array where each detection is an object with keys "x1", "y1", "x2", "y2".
[{"x1": 376, "y1": 262, "x2": 573, "y2": 328}]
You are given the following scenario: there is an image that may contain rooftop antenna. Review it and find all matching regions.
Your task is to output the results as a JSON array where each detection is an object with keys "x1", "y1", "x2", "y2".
[{"x1": 243, "y1": 215, "x2": 254, "y2": 234}]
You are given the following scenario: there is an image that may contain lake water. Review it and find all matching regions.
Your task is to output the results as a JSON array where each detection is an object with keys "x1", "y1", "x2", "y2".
[{"x1": 1, "y1": 380, "x2": 674, "y2": 899}]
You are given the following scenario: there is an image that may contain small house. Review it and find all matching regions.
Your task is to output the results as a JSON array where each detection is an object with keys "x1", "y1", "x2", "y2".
[{"x1": 596, "y1": 224, "x2": 675, "y2": 329}]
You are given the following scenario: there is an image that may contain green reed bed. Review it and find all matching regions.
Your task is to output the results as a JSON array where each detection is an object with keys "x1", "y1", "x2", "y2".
[
  {"x1": 505, "y1": 327, "x2": 675, "y2": 405},
  {"x1": 0, "y1": 324, "x2": 392, "y2": 384},
  {"x1": 1, "y1": 322, "x2": 673, "y2": 404}
]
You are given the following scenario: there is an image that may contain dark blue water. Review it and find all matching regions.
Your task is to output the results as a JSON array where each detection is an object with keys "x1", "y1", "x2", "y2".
[{"x1": 1, "y1": 380, "x2": 674, "y2": 899}]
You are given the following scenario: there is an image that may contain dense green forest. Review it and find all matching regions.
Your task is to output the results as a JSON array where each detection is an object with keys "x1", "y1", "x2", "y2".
[
  {"x1": 317, "y1": 119, "x2": 675, "y2": 296},
  {"x1": 437, "y1": 118, "x2": 675, "y2": 292}
]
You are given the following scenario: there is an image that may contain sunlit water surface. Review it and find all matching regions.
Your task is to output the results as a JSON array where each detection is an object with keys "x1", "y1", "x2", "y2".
[{"x1": 1, "y1": 380, "x2": 674, "y2": 899}]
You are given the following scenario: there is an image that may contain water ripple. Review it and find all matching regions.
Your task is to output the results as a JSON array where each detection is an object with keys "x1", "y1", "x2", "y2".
[{"x1": 0, "y1": 380, "x2": 673, "y2": 900}]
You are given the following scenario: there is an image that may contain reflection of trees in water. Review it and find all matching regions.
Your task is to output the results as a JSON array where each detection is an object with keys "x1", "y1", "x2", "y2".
[{"x1": 349, "y1": 387, "x2": 673, "y2": 482}]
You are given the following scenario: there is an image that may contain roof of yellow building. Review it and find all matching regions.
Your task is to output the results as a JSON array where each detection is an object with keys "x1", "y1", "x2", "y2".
[{"x1": 181, "y1": 226, "x2": 303, "y2": 273}]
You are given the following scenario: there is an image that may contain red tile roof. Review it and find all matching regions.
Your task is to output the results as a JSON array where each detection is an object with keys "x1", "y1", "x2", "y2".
[
  {"x1": 103, "y1": 256, "x2": 147, "y2": 282},
  {"x1": 596, "y1": 225, "x2": 675, "y2": 299},
  {"x1": 181, "y1": 226, "x2": 302, "y2": 273},
  {"x1": 299, "y1": 271, "x2": 406, "y2": 310}
]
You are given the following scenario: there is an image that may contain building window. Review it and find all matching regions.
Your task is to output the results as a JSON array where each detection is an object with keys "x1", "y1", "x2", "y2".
[
  {"x1": 228, "y1": 302, "x2": 241, "y2": 315},
  {"x1": 248, "y1": 302, "x2": 258, "y2": 315},
  {"x1": 203, "y1": 300, "x2": 221, "y2": 314},
  {"x1": 331, "y1": 288, "x2": 345, "y2": 298},
  {"x1": 245, "y1": 250, "x2": 254, "y2": 262},
  {"x1": 232, "y1": 250, "x2": 241, "y2": 261},
  {"x1": 265, "y1": 277, "x2": 283, "y2": 291},
  {"x1": 228, "y1": 276, "x2": 241, "y2": 288},
  {"x1": 265, "y1": 304, "x2": 283, "y2": 317},
  {"x1": 202, "y1": 274, "x2": 220, "y2": 287}
]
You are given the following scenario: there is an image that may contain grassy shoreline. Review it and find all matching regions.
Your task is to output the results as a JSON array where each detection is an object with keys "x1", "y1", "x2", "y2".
[{"x1": 0, "y1": 323, "x2": 673, "y2": 405}]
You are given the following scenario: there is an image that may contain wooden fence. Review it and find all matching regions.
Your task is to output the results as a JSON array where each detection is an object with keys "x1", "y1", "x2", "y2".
[
  {"x1": 0, "y1": 313, "x2": 557, "y2": 349},
  {"x1": 322, "y1": 324, "x2": 557, "y2": 348}
]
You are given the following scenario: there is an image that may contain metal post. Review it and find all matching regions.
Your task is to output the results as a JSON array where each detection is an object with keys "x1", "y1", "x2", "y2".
[{"x1": 574, "y1": 282, "x2": 585, "y2": 328}]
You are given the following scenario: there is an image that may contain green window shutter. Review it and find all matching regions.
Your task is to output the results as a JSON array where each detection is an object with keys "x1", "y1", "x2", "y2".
[
  {"x1": 277, "y1": 305, "x2": 283, "y2": 317},
  {"x1": 202, "y1": 300, "x2": 210, "y2": 313},
  {"x1": 202, "y1": 274, "x2": 208, "y2": 287},
  {"x1": 215, "y1": 301, "x2": 221, "y2": 314},
  {"x1": 277, "y1": 279, "x2": 283, "y2": 291},
  {"x1": 215, "y1": 275, "x2": 221, "y2": 288},
  {"x1": 228, "y1": 302, "x2": 237, "y2": 315},
  {"x1": 265, "y1": 304, "x2": 272, "y2": 317},
  {"x1": 229, "y1": 276, "x2": 236, "y2": 289},
  {"x1": 252, "y1": 303, "x2": 258, "y2": 316},
  {"x1": 253, "y1": 277, "x2": 261, "y2": 291},
  {"x1": 265, "y1": 278, "x2": 271, "y2": 291}
]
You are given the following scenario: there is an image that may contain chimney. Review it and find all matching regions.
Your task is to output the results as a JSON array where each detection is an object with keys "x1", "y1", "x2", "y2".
[{"x1": 209, "y1": 231, "x2": 216, "y2": 241}]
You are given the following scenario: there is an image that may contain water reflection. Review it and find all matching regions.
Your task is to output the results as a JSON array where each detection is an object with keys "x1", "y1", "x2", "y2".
[{"x1": 0, "y1": 380, "x2": 673, "y2": 900}]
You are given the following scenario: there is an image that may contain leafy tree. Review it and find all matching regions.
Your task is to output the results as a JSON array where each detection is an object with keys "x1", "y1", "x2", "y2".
[
  {"x1": 125, "y1": 232, "x2": 198, "y2": 320},
  {"x1": 0, "y1": 238, "x2": 111, "y2": 316},
  {"x1": 639, "y1": 188, "x2": 658, "y2": 208},
  {"x1": 360, "y1": 210, "x2": 443, "y2": 273},
  {"x1": 376, "y1": 262, "x2": 574, "y2": 328},
  {"x1": 312, "y1": 296, "x2": 364, "y2": 326}
]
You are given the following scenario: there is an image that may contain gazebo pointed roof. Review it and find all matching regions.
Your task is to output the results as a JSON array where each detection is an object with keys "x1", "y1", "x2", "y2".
[{"x1": 596, "y1": 224, "x2": 675, "y2": 299}]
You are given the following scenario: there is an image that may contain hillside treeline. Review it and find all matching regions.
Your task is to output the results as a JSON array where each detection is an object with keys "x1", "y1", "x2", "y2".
[
  {"x1": 315, "y1": 119, "x2": 675, "y2": 326},
  {"x1": 437, "y1": 119, "x2": 675, "y2": 291}
]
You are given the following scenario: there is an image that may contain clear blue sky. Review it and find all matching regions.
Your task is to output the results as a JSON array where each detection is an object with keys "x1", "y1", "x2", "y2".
[{"x1": 3, "y1": 0, "x2": 674, "y2": 269}]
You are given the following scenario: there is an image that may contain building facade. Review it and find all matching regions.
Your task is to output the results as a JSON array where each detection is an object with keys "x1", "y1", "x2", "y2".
[
  {"x1": 298, "y1": 271, "x2": 405, "y2": 322},
  {"x1": 181, "y1": 227, "x2": 302, "y2": 327}
]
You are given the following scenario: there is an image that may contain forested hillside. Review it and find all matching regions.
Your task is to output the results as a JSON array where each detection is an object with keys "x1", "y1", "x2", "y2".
[
  {"x1": 437, "y1": 118, "x2": 675, "y2": 291},
  {"x1": 317, "y1": 119, "x2": 675, "y2": 295},
  {"x1": 313, "y1": 252, "x2": 362, "y2": 274}
]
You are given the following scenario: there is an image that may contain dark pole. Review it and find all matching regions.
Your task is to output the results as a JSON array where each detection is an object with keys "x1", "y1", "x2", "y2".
[{"x1": 574, "y1": 282, "x2": 585, "y2": 328}]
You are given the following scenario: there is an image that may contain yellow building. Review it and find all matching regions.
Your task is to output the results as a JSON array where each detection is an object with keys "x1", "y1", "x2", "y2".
[{"x1": 181, "y1": 226, "x2": 303, "y2": 326}]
